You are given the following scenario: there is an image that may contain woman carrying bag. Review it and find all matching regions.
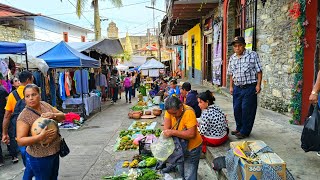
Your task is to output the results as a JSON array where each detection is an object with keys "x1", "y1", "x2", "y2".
[
  {"x1": 163, "y1": 96, "x2": 202, "y2": 180},
  {"x1": 16, "y1": 84, "x2": 66, "y2": 180}
]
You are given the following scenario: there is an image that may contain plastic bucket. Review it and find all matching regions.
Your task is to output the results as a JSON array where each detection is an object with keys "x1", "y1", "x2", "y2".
[
  {"x1": 159, "y1": 102, "x2": 165, "y2": 110},
  {"x1": 153, "y1": 96, "x2": 161, "y2": 105}
]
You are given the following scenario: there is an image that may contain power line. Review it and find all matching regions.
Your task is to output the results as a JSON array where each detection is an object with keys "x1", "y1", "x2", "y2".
[
  {"x1": 47, "y1": 1, "x2": 150, "y2": 16},
  {"x1": 66, "y1": 0, "x2": 94, "y2": 27}
]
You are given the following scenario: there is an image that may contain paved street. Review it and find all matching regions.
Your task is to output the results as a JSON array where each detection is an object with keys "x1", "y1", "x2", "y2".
[
  {"x1": 1, "y1": 97, "x2": 216, "y2": 180},
  {"x1": 1, "y1": 83, "x2": 320, "y2": 180}
]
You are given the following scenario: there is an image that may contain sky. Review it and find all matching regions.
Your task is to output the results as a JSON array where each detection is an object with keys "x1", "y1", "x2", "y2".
[{"x1": 1, "y1": 0, "x2": 166, "y2": 39}]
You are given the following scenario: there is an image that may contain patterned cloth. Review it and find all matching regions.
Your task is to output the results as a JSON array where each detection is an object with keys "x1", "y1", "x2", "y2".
[
  {"x1": 199, "y1": 104, "x2": 228, "y2": 138},
  {"x1": 227, "y1": 50, "x2": 262, "y2": 86}
]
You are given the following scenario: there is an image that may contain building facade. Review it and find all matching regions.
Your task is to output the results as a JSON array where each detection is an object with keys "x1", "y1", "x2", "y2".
[
  {"x1": 107, "y1": 21, "x2": 119, "y2": 39},
  {"x1": 162, "y1": 0, "x2": 320, "y2": 124}
]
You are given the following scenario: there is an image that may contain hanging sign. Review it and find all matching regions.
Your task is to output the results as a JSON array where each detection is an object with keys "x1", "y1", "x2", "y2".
[
  {"x1": 212, "y1": 22, "x2": 222, "y2": 85},
  {"x1": 245, "y1": 27, "x2": 254, "y2": 50}
]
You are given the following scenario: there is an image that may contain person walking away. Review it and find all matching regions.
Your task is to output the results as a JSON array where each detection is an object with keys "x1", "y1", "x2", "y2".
[
  {"x1": 16, "y1": 84, "x2": 65, "y2": 179},
  {"x1": 197, "y1": 90, "x2": 228, "y2": 153},
  {"x1": 135, "y1": 72, "x2": 141, "y2": 93},
  {"x1": 0, "y1": 75, "x2": 9, "y2": 166},
  {"x1": 109, "y1": 69, "x2": 120, "y2": 104},
  {"x1": 123, "y1": 73, "x2": 132, "y2": 103},
  {"x1": 131, "y1": 72, "x2": 137, "y2": 98},
  {"x1": 2, "y1": 71, "x2": 34, "y2": 164},
  {"x1": 163, "y1": 97, "x2": 203, "y2": 180},
  {"x1": 227, "y1": 36, "x2": 263, "y2": 139},
  {"x1": 119, "y1": 71, "x2": 125, "y2": 100},
  {"x1": 180, "y1": 82, "x2": 201, "y2": 118},
  {"x1": 10, "y1": 77, "x2": 20, "y2": 92}
]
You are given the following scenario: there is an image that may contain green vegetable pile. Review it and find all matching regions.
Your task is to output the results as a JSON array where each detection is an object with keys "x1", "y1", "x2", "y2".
[
  {"x1": 130, "y1": 105, "x2": 146, "y2": 111},
  {"x1": 145, "y1": 157, "x2": 157, "y2": 167},
  {"x1": 119, "y1": 130, "x2": 137, "y2": 138},
  {"x1": 137, "y1": 168, "x2": 160, "y2": 180},
  {"x1": 102, "y1": 173, "x2": 128, "y2": 180},
  {"x1": 119, "y1": 129, "x2": 162, "y2": 138}
]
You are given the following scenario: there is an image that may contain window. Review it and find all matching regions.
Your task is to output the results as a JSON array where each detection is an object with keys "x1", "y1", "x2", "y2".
[
  {"x1": 239, "y1": 0, "x2": 257, "y2": 50},
  {"x1": 81, "y1": 36, "x2": 86, "y2": 42},
  {"x1": 63, "y1": 32, "x2": 68, "y2": 42}
]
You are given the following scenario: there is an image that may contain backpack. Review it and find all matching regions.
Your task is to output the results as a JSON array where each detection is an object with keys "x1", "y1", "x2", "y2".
[
  {"x1": 123, "y1": 77, "x2": 132, "y2": 88},
  {"x1": 10, "y1": 90, "x2": 26, "y2": 136},
  {"x1": 109, "y1": 76, "x2": 118, "y2": 88}
]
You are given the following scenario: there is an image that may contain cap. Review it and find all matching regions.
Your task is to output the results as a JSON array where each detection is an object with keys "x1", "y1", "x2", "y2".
[{"x1": 231, "y1": 36, "x2": 246, "y2": 45}]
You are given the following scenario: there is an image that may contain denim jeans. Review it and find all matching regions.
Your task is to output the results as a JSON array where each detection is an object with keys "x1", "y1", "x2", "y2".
[
  {"x1": 233, "y1": 85, "x2": 257, "y2": 135},
  {"x1": 23, "y1": 152, "x2": 60, "y2": 180},
  {"x1": 19, "y1": 146, "x2": 27, "y2": 166},
  {"x1": 132, "y1": 86, "x2": 136, "y2": 97},
  {"x1": 125, "y1": 86, "x2": 132, "y2": 102},
  {"x1": 112, "y1": 87, "x2": 119, "y2": 102},
  {"x1": 177, "y1": 144, "x2": 202, "y2": 180}
]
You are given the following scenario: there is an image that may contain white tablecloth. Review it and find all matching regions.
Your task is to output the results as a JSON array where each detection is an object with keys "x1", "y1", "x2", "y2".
[{"x1": 62, "y1": 94, "x2": 101, "y2": 116}]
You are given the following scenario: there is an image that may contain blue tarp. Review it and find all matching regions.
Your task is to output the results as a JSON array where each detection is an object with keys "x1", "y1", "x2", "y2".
[
  {"x1": 38, "y1": 41, "x2": 100, "y2": 68},
  {"x1": 0, "y1": 41, "x2": 27, "y2": 54}
]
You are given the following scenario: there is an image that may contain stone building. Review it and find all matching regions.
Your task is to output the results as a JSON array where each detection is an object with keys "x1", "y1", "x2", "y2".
[
  {"x1": 162, "y1": 0, "x2": 320, "y2": 124},
  {"x1": 119, "y1": 31, "x2": 158, "y2": 55},
  {"x1": 107, "y1": 21, "x2": 119, "y2": 39}
]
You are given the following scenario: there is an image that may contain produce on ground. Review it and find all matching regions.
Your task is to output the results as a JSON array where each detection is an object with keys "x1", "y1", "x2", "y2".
[
  {"x1": 129, "y1": 159, "x2": 139, "y2": 168},
  {"x1": 137, "y1": 168, "x2": 160, "y2": 180},
  {"x1": 102, "y1": 173, "x2": 128, "y2": 180},
  {"x1": 131, "y1": 105, "x2": 146, "y2": 111},
  {"x1": 119, "y1": 130, "x2": 137, "y2": 138},
  {"x1": 117, "y1": 136, "x2": 139, "y2": 151},
  {"x1": 145, "y1": 157, "x2": 157, "y2": 167},
  {"x1": 132, "y1": 121, "x2": 152, "y2": 130},
  {"x1": 132, "y1": 154, "x2": 143, "y2": 162},
  {"x1": 122, "y1": 161, "x2": 130, "y2": 168},
  {"x1": 137, "y1": 101, "x2": 147, "y2": 106},
  {"x1": 138, "y1": 160, "x2": 146, "y2": 168}
]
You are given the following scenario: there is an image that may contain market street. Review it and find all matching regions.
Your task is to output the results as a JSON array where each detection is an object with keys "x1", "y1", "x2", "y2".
[{"x1": 1, "y1": 98, "x2": 216, "y2": 180}]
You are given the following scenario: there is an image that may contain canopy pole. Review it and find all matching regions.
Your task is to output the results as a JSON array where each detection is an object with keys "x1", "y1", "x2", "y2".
[
  {"x1": 80, "y1": 68, "x2": 86, "y2": 120},
  {"x1": 25, "y1": 52, "x2": 29, "y2": 70}
]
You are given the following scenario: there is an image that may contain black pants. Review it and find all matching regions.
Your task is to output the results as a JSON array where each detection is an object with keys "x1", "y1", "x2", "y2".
[
  {"x1": 125, "y1": 87, "x2": 132, "y2": 102},
  {"x1": 112, "y1": 87, "x2": 119, "y2": 102},
  {"x1": 233, "y1": 84, "x2": 257, "y2": 136}
]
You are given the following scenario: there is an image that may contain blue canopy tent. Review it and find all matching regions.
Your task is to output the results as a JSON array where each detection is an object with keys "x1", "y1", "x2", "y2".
[
  {"x1": 0, "y1": 41, "x2": 29, "y2": 69},
  {"x1": 38, "y1": 41, "x2": 100, "y2": 68},
  {"x1": 38, "y1": 41, "x2": 101, "y2": 119}
]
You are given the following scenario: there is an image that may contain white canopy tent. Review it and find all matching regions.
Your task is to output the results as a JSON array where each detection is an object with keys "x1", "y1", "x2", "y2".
[
  {"x1": 139, "y1": 58, "x2": 165, "y2": 70},
  {"x1": 116, "y1": 64, "x2": 129, "y2": 71}
]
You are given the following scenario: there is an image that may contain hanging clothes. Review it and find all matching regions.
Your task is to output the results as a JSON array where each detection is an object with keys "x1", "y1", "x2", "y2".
[
  {"x1": 1, "y1": 80, "x2": 10, "y2": 93},
  {"x1": 74, "y1": 69, "x2": 89, "y2": 94},
  {"x1": 95, "y1": 73, "x2": 107, "y2": 87},
  {"x1": 49, "y1": 69, "x2": 57, "y2": 107},
  {"x1": 59, "y1": 72, "x2": 67, "y2": 101},
  {"x1": 0, "y1": 59, "x2": 9, "y2": 77},
  {"x1": 89, "y1": 73, "x2": 96, "y2": 92},
  {"x1": 65, "y1": 71, "x2": 71, "y2": 97},
  {"x1": 45, "y1": 75, "x2": 50, "y2": 95},
  {"x1": 33, "y1": 71, "x2": 47, "y2": 101}
]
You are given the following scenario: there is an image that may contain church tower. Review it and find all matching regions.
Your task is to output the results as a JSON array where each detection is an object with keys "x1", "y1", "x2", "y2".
[{"x1": 107, "y1": 21, "x2": 118, "y2": 39}]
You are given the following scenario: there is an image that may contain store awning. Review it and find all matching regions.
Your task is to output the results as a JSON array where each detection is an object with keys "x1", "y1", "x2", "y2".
[
  {"x1": 161, "y1": 0, "x2": 218, "y2": 36},
  {"x1": 139, "y1": 58, "x2": 165, "y2": 70},
  {"x1": 0, "y1": 41, "x2": 27, "y2": 54},
  {"x1": 38, "y1": 41, "x2": 100, "y2": 68}
]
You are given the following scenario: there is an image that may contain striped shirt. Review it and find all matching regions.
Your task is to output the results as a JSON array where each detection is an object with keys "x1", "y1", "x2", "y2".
[{"x1": 227, "y1": 50, "x2": 262, "y2": 86}]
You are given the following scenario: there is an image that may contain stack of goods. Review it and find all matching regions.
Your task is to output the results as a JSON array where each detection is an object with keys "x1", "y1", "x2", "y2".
[
  {"x1": 59, "y1": 112, "x2": 82, "y2": 129},
  {"x1": 117, "y1": 136, "x2": 139, "y2": 151}
]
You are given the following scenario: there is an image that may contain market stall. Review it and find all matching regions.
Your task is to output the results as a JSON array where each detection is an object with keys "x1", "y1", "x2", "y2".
[
  {"x1": 138, "y1": 58, "x2": 165, "y2": 77},
  {"x1": 38, "y1": 41, "x2": 101, "y2": 119}
]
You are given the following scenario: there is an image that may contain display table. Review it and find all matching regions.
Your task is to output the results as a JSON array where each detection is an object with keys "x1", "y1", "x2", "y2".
[{"x1": 62, "y1": 94, "x2": 101, "y2": 116}]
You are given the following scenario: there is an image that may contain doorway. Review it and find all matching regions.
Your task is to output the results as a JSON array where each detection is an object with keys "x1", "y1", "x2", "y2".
[
  {"x1": 206, "y1": 43, "x2": 212, "y2": 82},
  {"x1": 191, "y1": 36, "x2": 195, "y2": 78}
]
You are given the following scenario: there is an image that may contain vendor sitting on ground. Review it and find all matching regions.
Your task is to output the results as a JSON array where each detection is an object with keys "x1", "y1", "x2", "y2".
[
  {"x1": 197, "y1": 90, "x2": 228, "y2": 153},
  {"x1": 164, "y1": 79, "x2": 180, "y2": 97},
  {"x1": 180, "y1": 82, "x2": 201, "y2": 118},
  {"x1": 163, "y1": 96, "x2": 202, "y2": 180}
]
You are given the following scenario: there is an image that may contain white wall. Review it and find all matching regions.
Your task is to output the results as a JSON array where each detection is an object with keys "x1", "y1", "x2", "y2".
[{"x1": 33, "y1": 16, "x2": 93, "y2": 42}]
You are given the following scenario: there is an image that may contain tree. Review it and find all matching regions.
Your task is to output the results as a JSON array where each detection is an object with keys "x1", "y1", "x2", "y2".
[{"x1": 76, "y1": 0, "x2": 122, "y2": 40}]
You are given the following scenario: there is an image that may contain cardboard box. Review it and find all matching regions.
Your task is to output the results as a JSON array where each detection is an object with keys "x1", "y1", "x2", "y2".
[{"x1": 230, "y1": 141, "x2": 286, "y2": 180}]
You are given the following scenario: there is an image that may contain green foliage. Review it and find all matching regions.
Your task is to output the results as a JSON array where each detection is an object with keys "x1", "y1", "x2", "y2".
[{"x1": 289, "y1": 0, "x2": 306, "y2": 125}]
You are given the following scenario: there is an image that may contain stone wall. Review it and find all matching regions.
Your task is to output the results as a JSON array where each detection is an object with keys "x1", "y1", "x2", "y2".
[
  {"x1": 0, "y1": 25, "x2": 34, "y2": 42},
  {"x1": 256, "y1": 0, "x2": 295, "y2": 115},
  {"x1": 226, "y1": 0, "x2": 237, "y2": 89},
  {"x1": 119, "y1": 35, "x2": 158, "y2": 52}
]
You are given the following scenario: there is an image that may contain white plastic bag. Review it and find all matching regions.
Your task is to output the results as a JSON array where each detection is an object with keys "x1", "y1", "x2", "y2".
[{"x1": 151, "y1": 132, "x2": 175, "y2": 161}]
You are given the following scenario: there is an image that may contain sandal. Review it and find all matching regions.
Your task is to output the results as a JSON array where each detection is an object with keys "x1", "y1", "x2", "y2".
[{"x1": 12, "y1": 157, "x2": 19, "y2": 164}]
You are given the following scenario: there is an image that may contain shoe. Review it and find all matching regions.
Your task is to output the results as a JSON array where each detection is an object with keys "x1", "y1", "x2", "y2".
[
  {"x1": 235, "y1": 133, "x2": 248, "y2": 139},
  {"x1": 0, "y1": 159, "x2": 4, "y2": 167},
  {"x1": 12, "y1": 157, "x2": 19, "y2": 164},
  {"x1": 114, "y1": 102, "x2": 117, "y2": 104},
  {"x1": 111, "y1": 101, "x2": 114, "y2": 104},
  {"x1": 129, "y1": 101, "x2": 132, "y2": 103},
  {"x1": 231, "y1": 130, "x2": 239, "y2": 135},
  {"x1": 126, "y1": 100, "x2": 128, "y2": 103}
]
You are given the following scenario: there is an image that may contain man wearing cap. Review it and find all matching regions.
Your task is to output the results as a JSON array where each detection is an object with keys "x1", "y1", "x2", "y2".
[{"x1": 227, "y1": 36, "x2": 263, "y2": 139}]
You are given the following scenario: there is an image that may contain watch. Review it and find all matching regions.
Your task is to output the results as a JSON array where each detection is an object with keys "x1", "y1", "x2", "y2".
[{"x1": 312, "y1": 91, "x2": 318, "y2": 95}]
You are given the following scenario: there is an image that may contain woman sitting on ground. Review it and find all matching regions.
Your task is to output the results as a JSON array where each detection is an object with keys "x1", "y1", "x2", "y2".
[
  {"x1": 197, "y1": 90, "x2": 228, "y2": 153},
  {"x1": 16, "y1": 84, "x2": 65, "y2": 179}
]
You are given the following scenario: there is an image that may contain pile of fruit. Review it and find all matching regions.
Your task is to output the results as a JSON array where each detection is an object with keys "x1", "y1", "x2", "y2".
[
  {"x1": 132, "y1": 121, "x2": 153, "y2": 130},
  {"x1": 122, "y1": 154, "x2": 157, "y2": 169},
  {"x1": 137, "y1": 101, "x2": 147, "y2": 106},
  {"x1": 141, "y1": 129, "x2": 162, "y2": 137},
  {"x1": 119, "y1": 130, "x2": 137, "y2": 138},
  {"x1": 117, "y1": 136, "x2": 139, "y2": 151}
]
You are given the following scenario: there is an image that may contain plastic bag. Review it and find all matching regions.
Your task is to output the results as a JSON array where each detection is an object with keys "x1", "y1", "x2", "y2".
[
  {"x1": 301, "y1": 105, "x2": 320, "y2": 152},
  {"x1": 150, "y1": 132, "x2": 175, "y2": 161}
]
